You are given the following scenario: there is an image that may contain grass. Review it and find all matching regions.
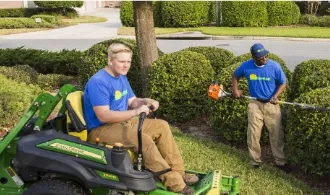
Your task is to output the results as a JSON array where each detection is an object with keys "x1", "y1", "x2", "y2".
[
  {"x1": 61, "y1": 15, "x2": 107, "y2": 25},
  {"x1": 0, "y1": 16, "x2": 107, "y2": 35},
  {"x1": 171, "y1": 126, "x2": 321, "y2": 195},
  {"x1": 117, "y1": 26, "x2": 330, "y2": 38},
  {"x1": 0, "y1": 28, "x2": 49, "y2": 35}
]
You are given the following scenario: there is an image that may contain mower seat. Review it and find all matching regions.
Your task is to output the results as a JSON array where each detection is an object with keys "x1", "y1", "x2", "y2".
[{"x1": 65, "y1": 91, "x2": 88, "y2": 141}]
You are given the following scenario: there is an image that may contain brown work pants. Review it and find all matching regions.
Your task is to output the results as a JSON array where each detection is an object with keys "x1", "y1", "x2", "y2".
[
  {"x1": 247, "y1": 100, "x2": 286, "y2": 166},
  {"x1": 88, "y1": 117, "x2": 186, "y2": 192}
]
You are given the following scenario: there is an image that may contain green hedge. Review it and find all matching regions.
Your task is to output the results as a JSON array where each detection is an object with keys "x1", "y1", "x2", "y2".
[
  {"x1": 290, "y1": 60, "x2": 330, "y2": 101},
  {"x1": 31, "y1": 15, "x2": 60, "y2": 24},
  {"x1": 181, "y1": 46, "x2": 234, "y2": 75},
  {"x1": 81, "y1": 38, "x2": 163, "y2": 97},
  {"x1": 300, "y1": 14, "x2": 330, "y2": 27},
  {"x1": 0, "y1": 8, "x2": 39, "y2": 17},
  {"x1": 286, "y1": 87, "x2": 330, "y2": 176},
  {"x1": 0, "y1": 74, "x2": 42, "y2": 127},
  {"x1": 267, "y1": 1, "x2": 300, "y2": 26},
  {"x1": 161, "y1": 1, "x2": 210, "y2": 27},
  {"x1": 148, "y1": 50, "x2": 215, "y2": 122},
  {"x1": 0, "y1": 47, "x2": 83, "y2": 76},
  {"x1": 120, "y1": 1, "x2": 134, "y2": 27},
  {"x1": 34, "y1": 1, "x2": 83, "y2": 8},
  {"x1": 0, "y1": 18, "x2": 54, "y2": 29},
  {"x1": 0, "y1": 65, "x2": 76, "y2": 91},
  {"x1": 221, "y1": 1, "x2": 268, "y2": 27}
]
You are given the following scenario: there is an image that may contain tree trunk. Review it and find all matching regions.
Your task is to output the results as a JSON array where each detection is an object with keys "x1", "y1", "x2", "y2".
[{"x1": 133, "y1": 1, "x2": 159, "y2": 97}]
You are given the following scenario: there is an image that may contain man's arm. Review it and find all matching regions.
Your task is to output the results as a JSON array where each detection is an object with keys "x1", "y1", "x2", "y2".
[
  {"x1": 93, "y1": 105, "x2": 149, "y2": 124},
  {"x1": 232, "y1": 75, "x2": 242, "y2": 98},
  {"x1": 270, "y1": 83, "x2": 286, "y2": 104},
  {"x1": 129, "y1": 97, "x2": 159, "y2": 111}
]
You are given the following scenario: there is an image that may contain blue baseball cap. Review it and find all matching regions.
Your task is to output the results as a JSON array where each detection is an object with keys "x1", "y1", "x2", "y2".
[{"x1": 250, "y1": 43, "x2": 269, "y2": 58}]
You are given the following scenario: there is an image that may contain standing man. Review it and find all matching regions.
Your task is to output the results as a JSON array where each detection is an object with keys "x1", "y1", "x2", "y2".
[
  {"x1": 83, "y1": 43, "x2": 198, "y2": 194},
  {"x1": 231, "y1": 43, "x2": 291, "y2": 173}
]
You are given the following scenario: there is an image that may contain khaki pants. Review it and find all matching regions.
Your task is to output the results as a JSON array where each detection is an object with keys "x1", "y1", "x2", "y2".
[
  {"x1": 247, "y1": 100, "x2": 286, "y2": 166},
  {"x1": 88, "y1": 117, "x2": 186, "y2": 192}
]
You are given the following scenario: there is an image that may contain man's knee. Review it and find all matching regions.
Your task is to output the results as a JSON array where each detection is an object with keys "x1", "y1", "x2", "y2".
[{"x1": 155, "y1": 119, "x2": 170, "y2": 132}]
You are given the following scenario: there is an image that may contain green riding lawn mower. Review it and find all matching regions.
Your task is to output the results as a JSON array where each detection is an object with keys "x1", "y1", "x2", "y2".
[{"x1": 0, "y1": 84, "x2": 240, "y2": 195}]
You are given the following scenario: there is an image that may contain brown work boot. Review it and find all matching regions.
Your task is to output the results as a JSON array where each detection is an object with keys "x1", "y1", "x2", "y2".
[
  {"x1": 179, "y1": 185, "x2": 195, "y2": 195},
  {"x1": 183, "y1": 173, "x2": 199, "y2": 185}
]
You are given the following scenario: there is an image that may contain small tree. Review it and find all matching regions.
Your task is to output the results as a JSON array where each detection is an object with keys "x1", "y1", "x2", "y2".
[{"x1": 304, "y1": 1, "x2": 321, "y2": 15}]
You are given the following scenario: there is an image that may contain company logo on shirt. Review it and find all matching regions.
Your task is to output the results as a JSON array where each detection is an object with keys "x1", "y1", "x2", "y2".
[
  {"x1": 249, "y1": 74, "x2": 271, "y2": 81},
  {"x1": 115, "y1": 90, "x2": 128, "y2": 100}
]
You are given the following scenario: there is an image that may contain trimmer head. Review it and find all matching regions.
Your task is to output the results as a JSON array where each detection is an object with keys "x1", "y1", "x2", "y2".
[{"x1": 208, "y1": 82, "x2": 228, "y2": 101}]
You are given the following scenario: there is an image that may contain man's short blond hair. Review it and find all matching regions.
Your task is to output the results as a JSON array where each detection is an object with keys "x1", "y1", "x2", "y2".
[{"x1": 108, "y1": 43, "x2": 132, "y2": 59}]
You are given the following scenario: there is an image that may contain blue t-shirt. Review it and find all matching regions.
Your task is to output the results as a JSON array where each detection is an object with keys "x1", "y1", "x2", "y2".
[
  {"x1": 83, "y1": 69, "x2": 135, "y2": 130},
  {"x1": 234, "y1": 59, "x2": 286, "y2": 100}
]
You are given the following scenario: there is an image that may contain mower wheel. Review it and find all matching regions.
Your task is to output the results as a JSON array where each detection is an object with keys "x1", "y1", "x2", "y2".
[{"x1": 23, "y1": 179, "x2": 88, "y2": 195}]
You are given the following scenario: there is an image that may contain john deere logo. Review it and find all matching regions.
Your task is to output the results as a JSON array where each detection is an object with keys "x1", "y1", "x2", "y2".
[
  {"x1": 96, "y1": 170, "x2": 119, "y2": 181},
  {"x1": 115, "y1": 90, "x2": 128, "y2": 100},
  {"x1": 249, "y1": 74, "x2": 270, "y2": 81},
  {"x1": 257, "y1": 49, "x2": 264, "y2": 53}
]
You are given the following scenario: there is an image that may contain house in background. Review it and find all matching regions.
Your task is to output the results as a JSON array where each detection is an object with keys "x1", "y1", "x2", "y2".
[{"x1": 0, "y1": 0, "x2": 120, "y2": 11}]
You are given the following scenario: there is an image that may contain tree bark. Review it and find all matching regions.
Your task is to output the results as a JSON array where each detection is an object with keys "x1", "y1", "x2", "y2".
[{"x1": 133, "y1": 1, "x2": 159, "y2": 97}]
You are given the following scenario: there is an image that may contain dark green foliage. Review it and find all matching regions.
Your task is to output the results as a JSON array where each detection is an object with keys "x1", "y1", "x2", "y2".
[
  {"x1": 120, "y1": 1, "x2": 134, "y2": 27},
  {"x1": 0, "y1": 47, "x2": 83, "y2": 76},
  {"x1": 161, "y1": 1, "x2": 210, "y2": 27},
  {"x1": 0, "y1": 8, "x2": 39, "y2": 17},
  {"x1": 153, "y1": 1, "x2": 163, "y2": 27},
  {"x1": 0, "y1": 74, "x2": 42, "y2": 127},
  {"x1": 81, "y1": 38, "x2": 163, "y2": 97},
  {"x1": 221, "y1": 1, "x2": 268, "y2": 27},
  {"x1": 319, "y1": 2, "x2": 330, "y2": 16},
  {"x1": 300, "y1": 14, "x2": 330, "y2": 27},
  {"x1": 267, "y1": 1, "x2": 301, "y2": 26},
  {"x1": 34, "y1": 1, "x2": 83, "y2": 8},
  {"x1": 148, "y1": 50, "x2": 215, "y2": 122},
  {"x1": 207, "y1": 1, "x2": 216, "y2": 26},
  {"x1": 181, "y1": 46, "x2": 234, "y2": 75},
  {"x1": 286, "y1": 87, "x2": 330, "y2": 176},
  {"x1": 0, "y1": 18, "x2": 54, "y2": 28},
  {"x1": 290, "y1": 60, "x2": 330, "y2": 101}
]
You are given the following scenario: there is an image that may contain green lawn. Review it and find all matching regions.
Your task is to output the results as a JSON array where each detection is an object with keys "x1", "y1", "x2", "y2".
[
  {"x1": 0, "y1": 28, "x2": 49, "y2": 35},
  {"x1": 118, "y1": 26, "x2": 330, "y2": 38},
  {"x1": 172, "y1": 127, "x2": 321, "y2": 195}
]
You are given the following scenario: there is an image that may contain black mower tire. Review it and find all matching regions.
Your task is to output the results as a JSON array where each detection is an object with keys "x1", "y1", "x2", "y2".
[{"x1": 23, "y1": 179, "x2": 88, "y2": 195}]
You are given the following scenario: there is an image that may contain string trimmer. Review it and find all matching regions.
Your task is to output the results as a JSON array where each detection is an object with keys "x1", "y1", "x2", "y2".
[{"x1": 208, "y1": 81, "x2": 330, "y2": 112}]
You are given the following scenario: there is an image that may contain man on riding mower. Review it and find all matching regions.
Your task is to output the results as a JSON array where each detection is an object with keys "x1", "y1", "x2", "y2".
[
  {"x1": 83, "y1": 43, "x2": 198, "y2": 194},
  {"x1": 231, "y1": 43, "x2": 291, "y2": 174}
]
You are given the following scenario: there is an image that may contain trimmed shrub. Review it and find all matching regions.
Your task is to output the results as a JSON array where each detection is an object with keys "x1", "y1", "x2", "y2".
[
  {"x1": 0, "y1": 8, "x2": 39, "y2": 17},
  {"x1": 319, "y1": 2, "x2": 330, "y2": 16},
  {"x1": 34, "y1": 1, "x2": 83, "y2": 9},
  {"x1": 207, "y1": 1, "x2": 216, "y2": 26},
  {"x1": 161, "y1": 1, "x2": 210, "y2": 27},
  {"x1": 221, "y1": 1, "x2": 268, "y2": 27},
  {"x1": 181, "y1": 46, "x2": 234, "y2": 75},
  {"x1": 148, "y1": 50, "x2": 215, "y2": 122},
  {"x1": 229, "y1": 52, "x2": 292, "y2": 82},
  {"x1": 0, "y1": 18, "x2": 54, "y2": 29},
  {"x1": 0, "y1": 65, "x2": 76, "y2": 91},
  {"x1": 153, "y1": 1, "x2": 163, "y2": 27},
  {"x1": 267, "y1": 1, "x2": 300, "y2": 26},
  {"x1": 31, "y1": 15, "x2": 60, "y2": 24},
  {"x1": 0, "y1": 47, "x2": 83, "y2": 76},
  {"x1": 299, "y1": 14, "x2": 319, "y2": 26},
  {"x1": 120, "y1": 1, "x2": 134, "y2": 27},
  {"x1": 81, "y1": 38, "x2": 163, "y2": 97},
  {"x1": 0, "y1": 74, "x2": 43, "y2": 127},
  {"x1": 290, "y1": 60, "x2": 330, "y2": 101},
  {"x1": 286, "y1": 87, "x2": 330, "y2": 176}
]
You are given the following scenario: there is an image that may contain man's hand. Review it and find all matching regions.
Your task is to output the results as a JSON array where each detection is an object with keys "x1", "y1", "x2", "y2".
[
  {"x1": 135, "y1": 105, "x2": 150, "y2": 116},
  {"x1": 232, "y1": 89, "x2": 242, "y2": 98},
  {"x1": 270, "y1": 96, "x2": 279, "y2": 104},
  {"x1": 148, "y1": 99, "x2": 159, "y2": 111}
]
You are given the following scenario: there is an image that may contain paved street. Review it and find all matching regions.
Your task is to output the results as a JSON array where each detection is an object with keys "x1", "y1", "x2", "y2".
[{"x1": 0, "y1": 8, "x2": 330, "y2": 71}]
